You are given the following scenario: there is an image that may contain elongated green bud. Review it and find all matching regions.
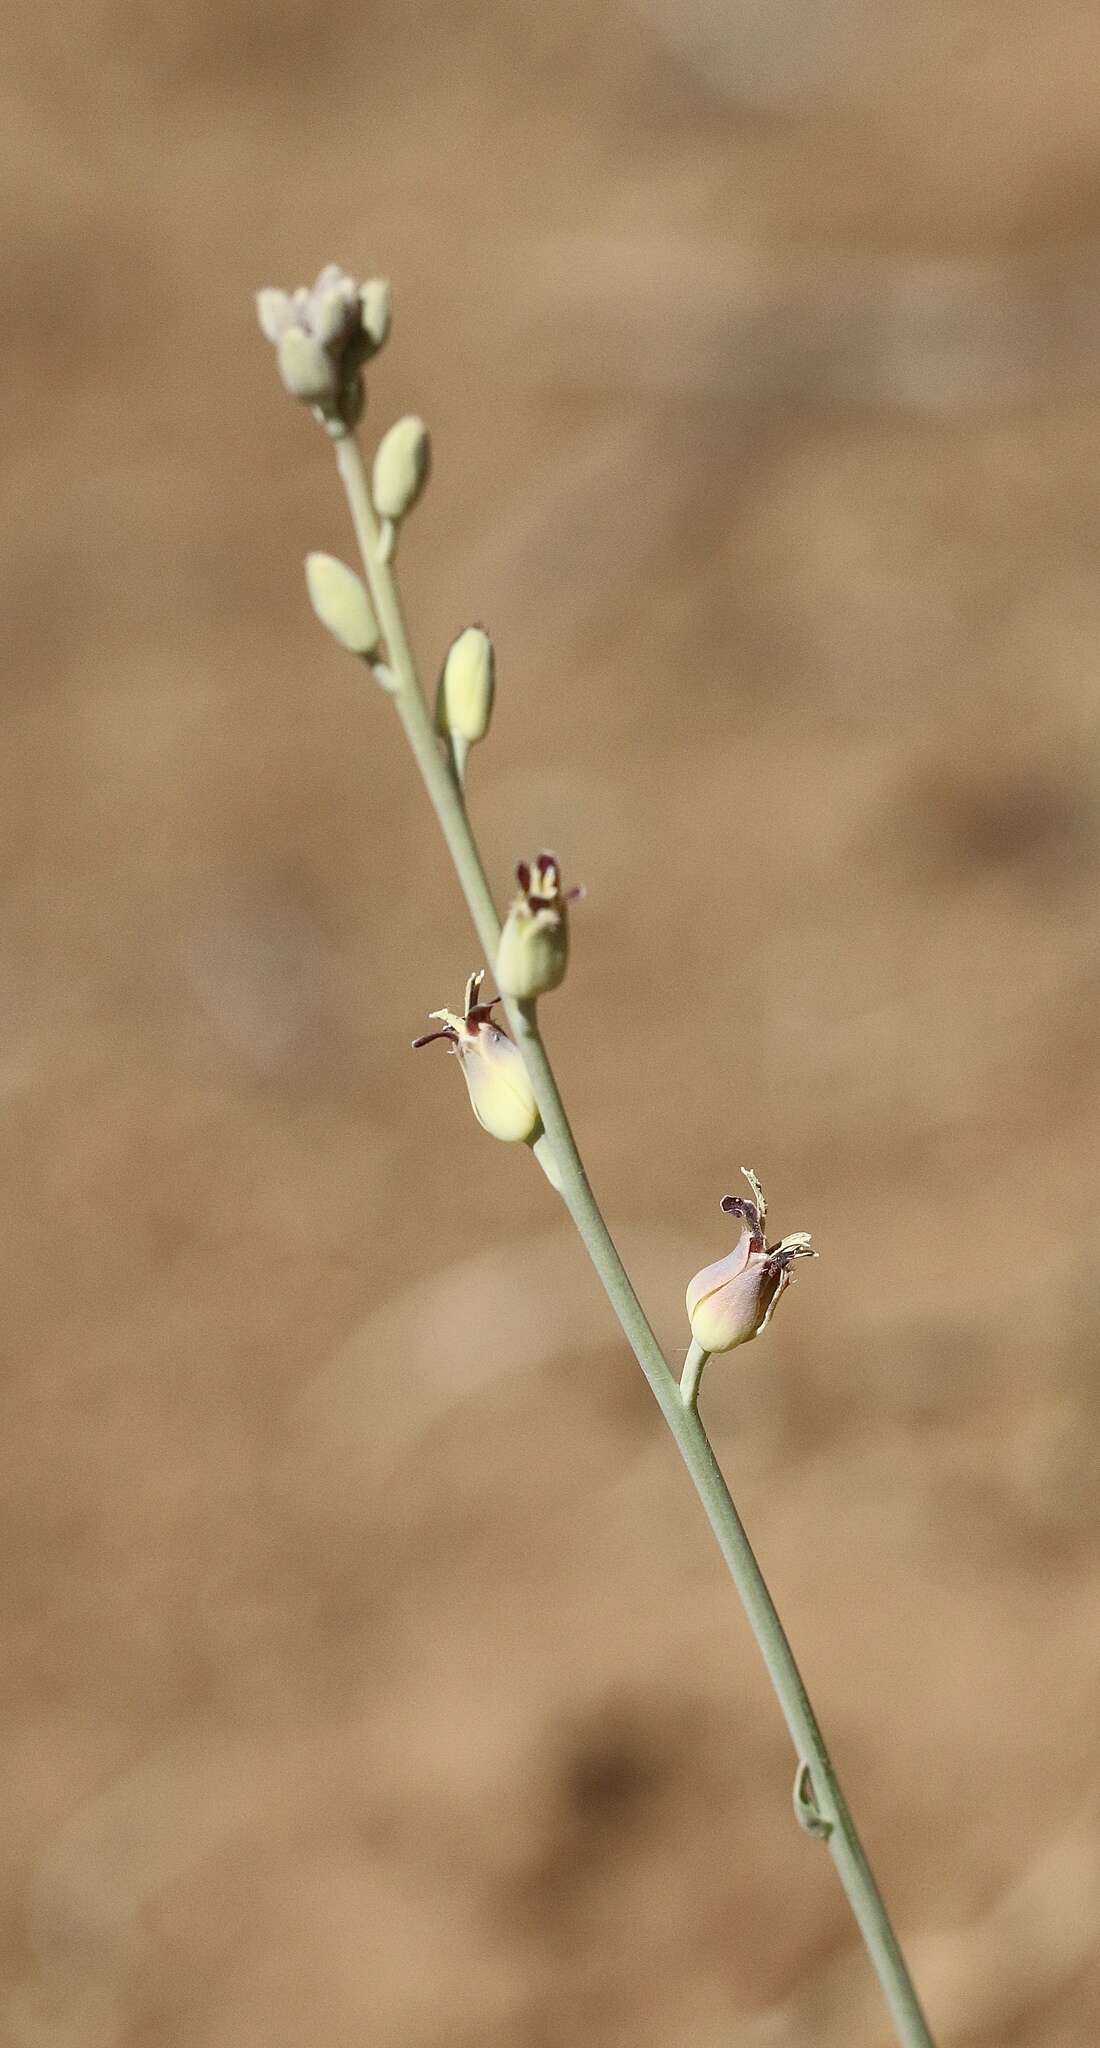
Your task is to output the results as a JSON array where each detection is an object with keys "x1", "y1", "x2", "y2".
[
  {"x1": 305, "y1": 553, "x2": 381, "y2": 655},
  {"x1": 373, "y1": 416, "x2": 430, "y2": 520},
  {"x1": 436, "y1": 626, "x2": 495, "y2": 745}
]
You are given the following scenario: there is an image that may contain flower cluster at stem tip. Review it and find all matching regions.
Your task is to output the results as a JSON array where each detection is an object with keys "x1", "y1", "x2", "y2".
[{"x1": 256, "y1": 263, "x2": 391, "y2": 435}]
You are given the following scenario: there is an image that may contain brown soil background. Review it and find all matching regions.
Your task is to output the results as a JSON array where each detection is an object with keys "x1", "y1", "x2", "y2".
[{"x1": 5, "y1": 4, "x2": 1100, "y2": 2044}]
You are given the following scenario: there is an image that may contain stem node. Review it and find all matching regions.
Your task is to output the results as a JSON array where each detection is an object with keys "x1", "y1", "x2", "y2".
[{"x1": 794, "y1": 1760, "x2": 834, "y2": 1840}]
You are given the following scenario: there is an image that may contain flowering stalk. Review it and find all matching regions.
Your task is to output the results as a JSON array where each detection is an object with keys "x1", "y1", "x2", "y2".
[{"x1": 257, "y1": 269, "x2": 936, "y2": 2048}]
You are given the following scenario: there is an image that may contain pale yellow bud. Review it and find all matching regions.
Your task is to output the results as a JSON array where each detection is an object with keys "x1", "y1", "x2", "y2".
[
  {"x1": 304, "y1": 553, "x2": 381, "y2": 656},
  {"x1": 359, "y1": 278, "x2": 392, "y2": 353},
  {"x1": 686, "y1": 1172, "x2": 815, "y2": 1354},
  {"x1": 373, "y1": 416, "x2": 431, "y2": 520},
  {"x1": 437, "y1": 627, "x2": 495, "y2": 744}
]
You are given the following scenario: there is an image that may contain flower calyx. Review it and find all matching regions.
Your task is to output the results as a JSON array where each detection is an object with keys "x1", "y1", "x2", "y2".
[
  {"x1": 256, "y1": 264, "x2": 391, "y2": 436},
  {"x1": 495, "y1": 852, "x2": 582, "y2": 1001},
  {"x1": 412, "y1": 970, "x2": 541, "y2": 1146},
  {"x1": 686, "y1": 1168, "x2": 816, "y2": 1355}
]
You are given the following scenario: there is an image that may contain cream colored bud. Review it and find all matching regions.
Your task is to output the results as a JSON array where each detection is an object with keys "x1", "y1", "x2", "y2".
[
  {"x1": 496, "y1": 853, "x2": 574, "y2": 1000},
  {"x1": 437, "y1": 627, "x2": 495, "y2": 744},
  {"x1": 276, "y1": 328, "x2": 338, "y2": 403},
  {"x1": 359, "y1": 278, "x2": 392, "y2": 353},
  {"x1": 311, "y1": 286, "x2": 353, "y2": 349},
  {"x1": 686, "y1": 1172, "x2": 815, "y2": 1354},
  {"x1": 372, "y1": 416, "x2": 430, "y2": 520},
  {"x1": 305, "y1": 553, "x2": 381, "y2": 656}
]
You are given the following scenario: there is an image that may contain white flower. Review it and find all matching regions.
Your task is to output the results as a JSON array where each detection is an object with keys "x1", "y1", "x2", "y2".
[{"x1": 256, "y1": 263, "x2": 390, "y2": 430}]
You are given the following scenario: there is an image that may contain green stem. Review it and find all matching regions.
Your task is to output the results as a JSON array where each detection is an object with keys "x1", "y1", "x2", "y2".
[
  {"x1": 681, "y1": 1336, "x2": 709, "y2": 1411},
  {"x1": 332, "y1": 428, "x2": 935, "y2": 2048}
]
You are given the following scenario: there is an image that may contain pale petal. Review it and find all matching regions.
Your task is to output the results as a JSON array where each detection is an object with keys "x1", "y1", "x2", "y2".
[
  {"x1": 256, "y1": 287, "x2": 294, "y2": 343},
  {"x1": 461, "y1": 1030, "x2": 539, "y2": 1144},
  {"x1": 684, "y1": 1229, "x2": 752, "y2": 1321}
]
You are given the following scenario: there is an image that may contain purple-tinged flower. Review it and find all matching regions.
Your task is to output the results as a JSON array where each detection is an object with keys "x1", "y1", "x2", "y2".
[
  {"x1": 686, "y1": 1169, "x2": 815, "y2": 1354},
  {"x1": 413, "y1": 970, "x2": 541, "y2": 1145},
  {"x1": 256, "y1": 264, "x2": 390, "y2": 432},
  {"x1": 495, "y1": 852, "x2": 583, "y2": 1001}
]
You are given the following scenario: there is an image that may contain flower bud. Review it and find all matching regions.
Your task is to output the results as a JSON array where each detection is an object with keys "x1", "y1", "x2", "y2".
[
  {"x1": 276, "y1": 328, "x2": 338, "y2": 403},
  {"x1": 686, "y1": 1170, "x2": 815, "y2": 1354},
  {"x1": 496, "y1": 852, "x2": 579, "y2": 1001},
  {"x1": 436, "y1": 626, "x2": 495, "y2": 745},
  {"x1": 373, "y1": 416, "x2": 431, "y2": 521},
  {"x1": 305, "y1": 553, "x2": 380, "y2": 655},
  {"x1": 359, "y1": 278, "x2": 392, "y2": 354},
  {"x1": 413, "y1": 971, "x2": 540, "y2": 1146},
  {"x1": 257, "y1": 264, "x2": 383, "y2": 431},
  {"x1": 311, "y1": 284, "x2": 356, "y2": 349}
]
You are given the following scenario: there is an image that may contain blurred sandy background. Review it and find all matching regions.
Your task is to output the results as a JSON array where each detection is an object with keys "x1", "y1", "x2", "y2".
[{"x1": 4, "y1": 3, "x2": 1100, "y2": 2043}]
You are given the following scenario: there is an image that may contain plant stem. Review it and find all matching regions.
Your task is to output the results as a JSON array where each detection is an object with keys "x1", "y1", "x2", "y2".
[
  {"x1": 332, "y1": 428, "x2": 935, "y2": 2048},
  {"x1": 681, "y1": 1337, "x2": 709, "y2": 1410}
]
